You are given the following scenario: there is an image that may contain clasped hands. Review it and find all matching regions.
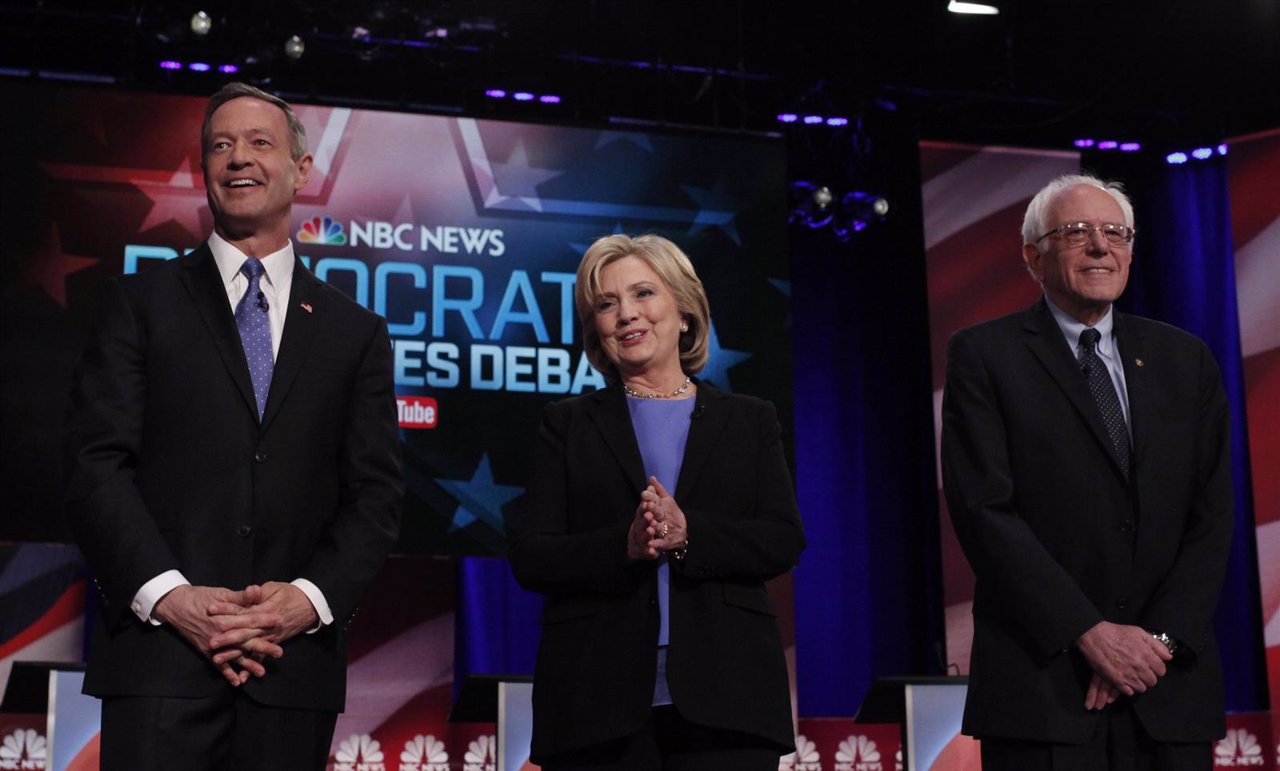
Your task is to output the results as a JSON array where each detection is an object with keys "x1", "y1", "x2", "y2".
[
  {"x1": 151, "y1": 581, "x2": 319, "y2": 687},
  {"x1": 627, "y1": 477, "x2": 688, "y2": 562},
  {"x1": 1076, "y1": 620, "x2": 1174, "y2": 711}
]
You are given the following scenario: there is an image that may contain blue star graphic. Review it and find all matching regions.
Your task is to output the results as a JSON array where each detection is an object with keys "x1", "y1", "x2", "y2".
[
  {"x1": 436, "y1": 454, "x2": 524, "y2": 533},
  {"x1": 698, "y1": 321, "x2": 751, "y2": 391},
  {"x1": 594, "y1": 132, "x2": 654, "y2": 152},
  {"x1": 490, "y1": 140, "x2": 565, "y2": 211},
  {"x1": 680, "y1": 181, "x2": 740, "y2": 244}
]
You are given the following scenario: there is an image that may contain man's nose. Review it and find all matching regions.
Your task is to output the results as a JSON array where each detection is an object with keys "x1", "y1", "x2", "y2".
[
  {"x1": 227, "y1": 139, "x2": 251, "y2": 166},
  {"x1": 1085, "y1": 228, "x2": 1110, "y2": 255}
]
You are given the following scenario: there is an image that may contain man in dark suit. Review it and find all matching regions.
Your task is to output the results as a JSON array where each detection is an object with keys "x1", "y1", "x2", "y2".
[
  {"x1": 941, "y1": 174, "x2": 1233, "y2": 770},
  {"x1": 65, "y1": 82, "x2": 403, "y2": 771}
]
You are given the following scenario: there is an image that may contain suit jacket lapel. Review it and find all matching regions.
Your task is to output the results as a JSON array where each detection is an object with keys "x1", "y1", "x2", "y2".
[
  {"x1": 585, "y1": 386, "x2": 647, "y2": 496},
  {"x1": 674, "y1": 380, "x2": 728, "y2": 503},
  {"x1": 1023, "y1": 299, "x2": 1127, "y2": 477},
  {"x1": 179, "y1": 243, "x2": 258, "y2": 420},
  {"x1": 260, "y1": 260, "x2": 320, "y2": 430}
]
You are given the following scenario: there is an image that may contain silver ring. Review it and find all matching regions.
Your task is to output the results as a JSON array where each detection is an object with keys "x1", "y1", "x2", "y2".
[{"x1": 660, "y1": 523, "x2": 670, "y2": 538}]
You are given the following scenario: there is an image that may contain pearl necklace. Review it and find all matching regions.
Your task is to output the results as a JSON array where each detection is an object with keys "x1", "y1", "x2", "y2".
[{"x1": 622, "y1": 376, "x2": 692, "y2": 399}]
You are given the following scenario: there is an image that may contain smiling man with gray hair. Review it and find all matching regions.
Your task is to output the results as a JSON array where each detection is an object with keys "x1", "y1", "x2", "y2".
[{"x1": 941, "y1": 173, "x2": 1232, "y2": 770}]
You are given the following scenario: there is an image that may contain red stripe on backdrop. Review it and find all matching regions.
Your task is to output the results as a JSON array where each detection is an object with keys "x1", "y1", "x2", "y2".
[
  {"x1": 918, "y1": 141, "x2": 983, "y2": 184},
  {"x1": 0, "y1": 580, "x2": 84, "y2": 660},
  {"x1": 1227, "y1": 129, "x2": 1280, "y2": 249},
  {"x1": 1243, "y1": 348, "x2": 1280, "y2": 528},
  {"x1": 925, "y1": 200, "x2": 1042, "y2": 385}
]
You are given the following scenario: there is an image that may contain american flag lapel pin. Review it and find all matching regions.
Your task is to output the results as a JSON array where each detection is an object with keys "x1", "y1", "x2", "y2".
[
  {"x1": 1135, "y1": 358, "x2": 1144, "y2": 367},
  {"x1": 301, "y1": 302, "x2": 313, "y2": 314}
]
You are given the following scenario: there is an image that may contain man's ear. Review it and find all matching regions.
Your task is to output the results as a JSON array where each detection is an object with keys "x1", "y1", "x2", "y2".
[
  {"x1": 293, "y1": 153, "x2": 314, "y2": 193},
  {"x1": 1022, "y1": 242, "x2": 1043, "y2": 282}
]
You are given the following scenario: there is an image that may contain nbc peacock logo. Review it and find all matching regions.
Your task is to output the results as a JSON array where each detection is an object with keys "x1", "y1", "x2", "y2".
[
  {"x1": 462, "y1": 735, "x2": 495, "y2": 771},
  {"x1": 835, "y1": 734, "x2": 883, "y2": 771},
  {"x1": 782, "y1": 734, "x2": 821, "y2": 771},
  {"x1": 333, "y1": 733, "x2": 385, "y2": 771},
  {"x1": 0, "y1": 728, "x2": 47, "y2": 769},
  {"x1": 399, "y1": 734, "x2": 449, "y2": 771},
  {"x1": 297, "y1": 215, "x2": 347, "y2": 245}
]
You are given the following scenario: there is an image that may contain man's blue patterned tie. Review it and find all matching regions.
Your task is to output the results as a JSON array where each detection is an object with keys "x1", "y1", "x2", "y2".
[{"x1": 235, "y1": 258, "x2": 274, "y2": 420}]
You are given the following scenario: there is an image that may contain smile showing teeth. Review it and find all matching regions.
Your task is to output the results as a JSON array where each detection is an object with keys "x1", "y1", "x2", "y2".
[
  {"x1": 621, "y1": 331, "x2": 644, "y2": 341},
  {"x1": 227, "y1": 179, "x2": 259, "y2": 187}
]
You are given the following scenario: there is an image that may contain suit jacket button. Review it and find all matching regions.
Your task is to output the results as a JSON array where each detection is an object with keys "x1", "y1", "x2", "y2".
[
  {"x1": 1115, "y1": 598, "x2": 1129, "y2": 610},
  {"x1": 1119, "y1": 519, "x2": 1134, "y2": 534},
  {"x1": 236, "y1": 525, "x2": 253, "y2": 538},
  {"x1": 254, "y1": 450, "x2": 268, "y2": 463}
]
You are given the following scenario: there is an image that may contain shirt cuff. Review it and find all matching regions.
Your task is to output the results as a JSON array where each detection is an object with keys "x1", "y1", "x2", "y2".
[
  {"x1": 132, "y1": 570, "x2": 189, "y2": 625},
  {"x1": 291, "y1": 578, "x2": 333, "y2": 633}
]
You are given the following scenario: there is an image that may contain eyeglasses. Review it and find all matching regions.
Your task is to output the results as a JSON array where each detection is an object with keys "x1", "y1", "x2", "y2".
[{"x1": 1036, "y1": 222, "x2": 1136, "y2": 247}]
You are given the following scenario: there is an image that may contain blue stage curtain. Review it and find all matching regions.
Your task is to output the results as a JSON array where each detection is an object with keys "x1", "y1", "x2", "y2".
[
  {"x1": 787, "y1": 116, "x2": 946, "y2": 715},
  {"x1": 1089, "y1": 151, "x2": 1268, "y2": 710},
  {"x1": 454, "y1": 555, "x2": 542, "y2": 700}
]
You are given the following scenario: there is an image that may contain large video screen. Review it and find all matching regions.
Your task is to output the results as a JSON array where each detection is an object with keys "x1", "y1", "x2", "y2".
[{"x1": 0, "y1": 79, "x2": 792, "y2": 555}]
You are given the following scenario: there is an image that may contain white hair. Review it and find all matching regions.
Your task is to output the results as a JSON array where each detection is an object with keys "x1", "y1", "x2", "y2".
[{"x1": 1021, "y1": 173, "x2": 1135, "y2": 246}]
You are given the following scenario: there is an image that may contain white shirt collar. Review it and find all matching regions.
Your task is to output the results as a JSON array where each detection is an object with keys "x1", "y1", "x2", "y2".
[
  {"x1": 1044, "y1": 296, "x2": 1116, "y2": 355},
  {"x1": 208, "y1": 230, "x2": 295, "y2": 290}
]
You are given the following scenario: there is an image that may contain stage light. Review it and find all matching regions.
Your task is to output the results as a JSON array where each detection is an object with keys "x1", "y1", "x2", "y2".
[
  {"x1": 513, "y1": 92, "x2": 535, "y2": 101},
  {"x1": 788, "y1": 182, "x2": 887, "y2": 239},
  {"x1": 485, "y1": 89, "x2": 507, "y2": 98},
  {"x1": 191, "y1": 11, "x2": 212, "y2": 37},
  {"x1": 1073, "y1": 138, "x2": 1095, "y2": 148},
  {"x1": 803, "y1": 115, "x2": 824, "y2": 125},
  {"x1": 1166, "y1": 152, "x2": 1188, "y2": 164},
  {"x1": 826, "y1": 117, "x2": 849, "y2": 127},
  {"x1": 188, "y1": 62, "x2": 211, "y2": 72},
  {"x1": 1119, "y1": 142, "x2": 1141, "y2": 152},
  {"x1": 219, "y1": 64, "x2": 239, "y2": 74},
  {"x1": 539, "y1": 95, "x2": 561, "y2": 104},
  {"x1": 1218, "y1": 144, "x2": 1229, "y2": 156},
  {"x1": 159, "y1": 60, "x2": 182, "y2": 70},
  {"x1": 948, "y1": 1, "x2": 1000, "y2": 14},
  {"x1": 284, "y1": 35, "x2": 306, "y2": 61},
  {"x1": 1096, "y1": 140, "x2": 1118, "y2": 150},
  {"x1": 1191, "y1": 147, "x2": 1213, "y2": 160},
  {"x1": 777, "y1": 113, "x2": 798, "y2": 123},
  {"x1": 788, "y1": 181, "x2": 834, "y2": 229}
]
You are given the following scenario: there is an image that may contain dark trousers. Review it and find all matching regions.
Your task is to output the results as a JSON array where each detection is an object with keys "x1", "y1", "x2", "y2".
[
  {"x1": 980, "y1": 702, "x2": 1212, "y2": 771},
  {"x1": 100, "y1": 690, "x2": 337, "y2": 771},
  {"x1": 540, "y1": 705, "x2": 783, "y2": 771}
]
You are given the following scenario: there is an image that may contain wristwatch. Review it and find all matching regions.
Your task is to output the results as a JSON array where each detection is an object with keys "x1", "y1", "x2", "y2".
[{"x1": 1151, "y1": 631, "x2": 1180, "y2": 656}]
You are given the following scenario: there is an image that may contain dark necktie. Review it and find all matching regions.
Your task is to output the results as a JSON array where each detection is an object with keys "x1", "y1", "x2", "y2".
[
  {"x1": 1079, "y1": 328, "x2": 1130, "y2": 479},
  {"x1": 235, "y1": 258, "x2": 274, "y2": 420}
]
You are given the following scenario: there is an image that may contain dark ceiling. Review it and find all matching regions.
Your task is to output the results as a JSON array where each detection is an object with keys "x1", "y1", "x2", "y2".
[{"x1": 3, "y1": 1, "x2": 1278, "y2": 152}]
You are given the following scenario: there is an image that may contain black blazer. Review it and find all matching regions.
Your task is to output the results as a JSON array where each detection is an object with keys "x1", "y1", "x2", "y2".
[
  {"x1": 508, "y1": 381, "x2": 804, "y2": 762},
  {"x1": 941, "y1": 298, "x2": 1232, "y2": 744},
  {"x1": 64, "y1": 243, "x2": 403, "y2": 712}
]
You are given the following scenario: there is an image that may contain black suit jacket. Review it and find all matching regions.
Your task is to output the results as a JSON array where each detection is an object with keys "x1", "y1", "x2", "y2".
[
  {"x1": 941, "y1": 298, "x2": 1232, "y2": 743},
  {"x1": 64, "y1": 243, "x2": 403, "y2": 712},
  {"x1": 508, "y1": 381, "x2": 804, "y2": 762}
]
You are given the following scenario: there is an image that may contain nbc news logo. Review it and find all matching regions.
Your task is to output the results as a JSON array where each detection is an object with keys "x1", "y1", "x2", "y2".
[{"x1": 298, "y1": 215, "x2": 347, "y2": 246}]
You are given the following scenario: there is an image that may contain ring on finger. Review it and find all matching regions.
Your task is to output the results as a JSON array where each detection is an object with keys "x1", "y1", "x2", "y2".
[{"x1": 660, "y1": 523, "x2": 670, "y2": 538}]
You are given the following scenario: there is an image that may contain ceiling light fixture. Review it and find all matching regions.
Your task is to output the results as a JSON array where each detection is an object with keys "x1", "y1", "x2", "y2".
[{"x1": 947, "y1": 1, "x2": 1000, "y2": 15}]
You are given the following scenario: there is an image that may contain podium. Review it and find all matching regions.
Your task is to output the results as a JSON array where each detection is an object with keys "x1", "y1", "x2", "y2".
[
  {"x1": 0, "y1": 661, "x2": 100, "y2": 771},
  {"x1": 452, "y1": 674, "x2": 537, "y2": 771},
  {"x1": 857, "y1": 676, "x2": 974, "y2": 770}
]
